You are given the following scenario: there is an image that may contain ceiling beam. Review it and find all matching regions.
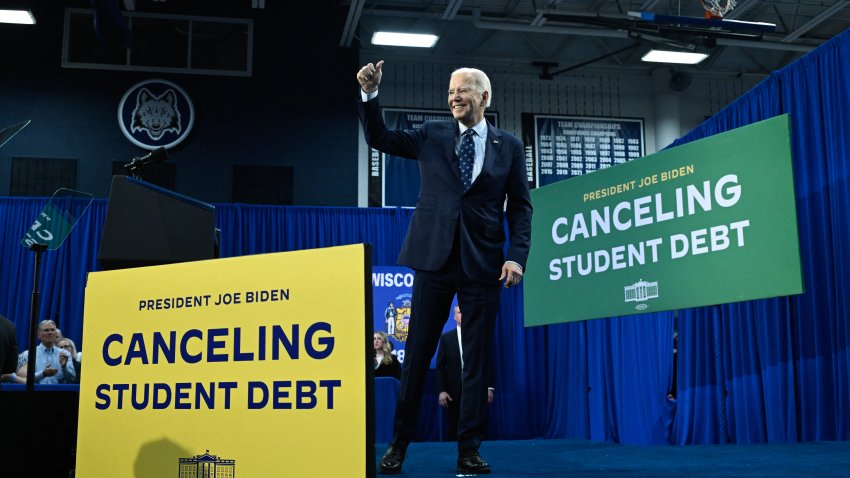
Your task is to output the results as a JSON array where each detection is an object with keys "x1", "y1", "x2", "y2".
[
  {"x1": 639, "y1": 1, "x2": 661, "y2": 11},
  {"x1": 715, "y1": 37, "x2": 812, "y2": 52},
  {"x1": 354, "y1": 7, "x2": 820, "y2": 53},
  {"x1": 771, "y1": 3, "x2": 789, "y2": 32},
  {"x1": 468, "y1": 8, "x2": 816, "y2": 52},
  {"x1": 339, "y1": 0, "x2": 365, "y2": 47},
  {"x1": 531, "y1": 11, "x2": 546, "y2": 27},
  {"x1": 442, "y1": 0, "x2": 464, "y2": 20},
  {"x1": 782, "y1": 1, "x2": 849, "y2": 42}
]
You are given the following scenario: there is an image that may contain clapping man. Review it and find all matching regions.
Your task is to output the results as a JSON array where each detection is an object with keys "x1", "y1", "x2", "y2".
[{"x1": 33, "y1": 320, "x2": 76, "y2": 384}]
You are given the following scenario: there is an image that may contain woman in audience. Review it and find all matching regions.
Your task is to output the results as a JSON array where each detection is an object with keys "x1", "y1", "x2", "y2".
[
  {"x1": 373, "y1": 331, "x2": 401, "y2": 379},
  {"x1": 57, "y1": 338, "x2": 82, "y2": 384}
]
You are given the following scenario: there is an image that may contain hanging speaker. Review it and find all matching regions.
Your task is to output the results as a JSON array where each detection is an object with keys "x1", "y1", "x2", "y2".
[{"x1": 669, "y1": 71, "x2": 693, "y2": 92}]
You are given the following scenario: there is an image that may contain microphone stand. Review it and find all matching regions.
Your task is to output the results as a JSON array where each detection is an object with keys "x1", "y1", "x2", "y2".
[
  {"x1": 126, "y1": 163, "x2": 144, "y2": 180},
  {"x1": 124, "y1": 147, "x2": 168, "y2": 180},
  {"x1": 25, "y1": 243, "x2": 47, "y2": 392}
]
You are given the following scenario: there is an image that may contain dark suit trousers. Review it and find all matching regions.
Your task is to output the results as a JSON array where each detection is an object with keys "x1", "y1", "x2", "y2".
[
  {"x1": 392, "y1": 236, "x2": 501, "y2": 451},
  {"x1": 446, "y1": 393, "x2": 461, "y2": 441}
]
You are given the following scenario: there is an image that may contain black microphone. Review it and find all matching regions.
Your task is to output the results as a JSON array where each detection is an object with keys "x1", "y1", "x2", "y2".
[
  {"x1": 124, "y1": 147, "x2": 168, "y2": 179},
  {"x1": 124, "y1": 147, "x2": 168, "y2": 172}
]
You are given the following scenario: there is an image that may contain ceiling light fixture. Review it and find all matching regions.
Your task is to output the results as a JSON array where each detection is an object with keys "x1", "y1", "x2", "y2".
[
  {"x1": 642, "y1": 49, "x2": 708, "y2": 65},
  {"x1": 371, "y1": 31, "x2": 438, "y2": 48},
  {"x1": 0, "y1": 9, "x2": 35, "y2": 25}
]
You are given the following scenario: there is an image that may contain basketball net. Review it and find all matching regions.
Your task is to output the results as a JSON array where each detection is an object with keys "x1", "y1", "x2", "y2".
[{"x1": 700, "y1": 0, "x2": 736, "y2": 19}]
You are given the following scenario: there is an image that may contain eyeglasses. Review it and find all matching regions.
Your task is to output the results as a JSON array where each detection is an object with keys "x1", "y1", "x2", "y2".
[{"x1": 448, "y1": 87, "x2": 475, "y2": 96}]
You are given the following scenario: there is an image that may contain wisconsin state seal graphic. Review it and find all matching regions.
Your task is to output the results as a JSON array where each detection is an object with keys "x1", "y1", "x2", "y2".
[{"x1": 384, "y1": 293, "x2": 412, "y2": 342}]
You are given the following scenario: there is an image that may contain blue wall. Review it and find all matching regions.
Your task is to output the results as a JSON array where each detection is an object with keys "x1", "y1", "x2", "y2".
[{"x1": 0, "y1": 2, "x2": 359, "y2": 205}]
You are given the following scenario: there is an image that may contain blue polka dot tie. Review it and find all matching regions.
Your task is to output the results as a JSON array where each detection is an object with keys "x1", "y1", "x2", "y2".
[{"x1": 459, "y1": 129, "x2": 475, "y2": 191}]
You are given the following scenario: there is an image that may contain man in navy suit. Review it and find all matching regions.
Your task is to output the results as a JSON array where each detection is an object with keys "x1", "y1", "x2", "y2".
[
  {"x1": 436, "y1": 306, "x2": 495, "y2": 441},
  {"x1": 357, "y1": 60, "x2": 532, "y2": 474}
]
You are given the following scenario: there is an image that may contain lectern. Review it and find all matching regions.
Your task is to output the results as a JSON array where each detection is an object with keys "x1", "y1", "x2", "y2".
[{"x1": 98, "y1": 175, "x2": 216, "y2": 270}]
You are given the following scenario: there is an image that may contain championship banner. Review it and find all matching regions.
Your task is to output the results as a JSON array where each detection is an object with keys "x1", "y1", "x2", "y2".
[
  {"x1": 77, "y1": 244, "x2": 374, "y2": 477},
  {"x1": 371, "y1": 265, "x2": 457, "y2": 368},
  {"x1": 369, "y1": 108, "x2": 498, "y2": 207},
  {"x1": 521, "y1": 113, "x2": 644, "y2": 189},
  {"x1": 524, "y1": 114, "x2": 803, "y2": 325}
]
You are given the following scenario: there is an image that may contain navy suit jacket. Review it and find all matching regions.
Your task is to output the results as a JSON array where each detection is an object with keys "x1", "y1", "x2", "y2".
[{"x1": 357, "y1": 97, "x2": 532, "y2": 282}]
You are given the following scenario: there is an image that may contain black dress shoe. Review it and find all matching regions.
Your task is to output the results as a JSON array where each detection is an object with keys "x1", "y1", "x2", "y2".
[
  {"x1": 457, "y1": 448, "x2": 491, "y2": 474},
  {"x1": 379, "y1": 442, "x2": 408, "y2": 474}
]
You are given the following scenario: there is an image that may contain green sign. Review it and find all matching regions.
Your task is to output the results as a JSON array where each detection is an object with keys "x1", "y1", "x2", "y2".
[{"x1": 524, "y1": 114, "x2": 803, "y2": 326}]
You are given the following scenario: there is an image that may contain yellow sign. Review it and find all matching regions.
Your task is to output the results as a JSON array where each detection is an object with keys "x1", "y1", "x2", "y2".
[{"x1": 76, "y1": 245, "x2": 371, "y2": 477}]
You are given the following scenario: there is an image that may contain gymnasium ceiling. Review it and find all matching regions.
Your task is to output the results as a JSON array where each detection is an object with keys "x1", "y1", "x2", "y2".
[
  {"x1": 6, "y1": 1, "x2": 848, "y2": 79},
  {"x1": 341, "y1": 1, "x2": 850, "y2": 78}
]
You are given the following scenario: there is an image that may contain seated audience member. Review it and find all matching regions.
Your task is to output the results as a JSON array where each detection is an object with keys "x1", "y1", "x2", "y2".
[
  {"x1": 1, "y1": 314, "x2": 17, "y2": 376},
  {"x1": 57, "y1": 338, "x2": 82, "y2": 384},
  {"x1": 373, "y1": 331, "x2": 401, "y2": 379},
  {"x1": 2, "y1": 352, "x2": 30, "y2": 384},
  {"x1": 32, "y1": 320, "x2": 76, "y2": 384}
]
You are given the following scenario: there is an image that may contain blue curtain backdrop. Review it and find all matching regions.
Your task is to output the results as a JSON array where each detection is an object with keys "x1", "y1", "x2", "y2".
[
  {"x1": 667, "y1": 27, "x2": 850, "y2": 443},
  {"x1": 2, "y1": 28, "x2": 849, "y2": 446}
]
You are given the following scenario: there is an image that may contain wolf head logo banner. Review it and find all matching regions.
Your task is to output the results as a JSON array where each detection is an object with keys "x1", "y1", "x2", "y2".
[
  {"x1": 118, "y1": 79, "x2": 194, "y2": 150},
  {"x1": 131, "y1": 88, "x2": 181, "y2": 141}
]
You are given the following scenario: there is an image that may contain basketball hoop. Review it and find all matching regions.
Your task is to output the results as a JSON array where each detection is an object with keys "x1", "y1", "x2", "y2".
[{"x1": 700, "y1": 0, "x2": 736, "y2": 19}]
